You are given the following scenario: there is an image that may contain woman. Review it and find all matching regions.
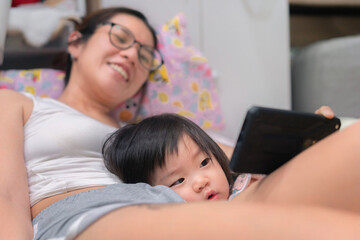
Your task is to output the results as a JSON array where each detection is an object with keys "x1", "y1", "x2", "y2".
[{"x1": 0, "y1": 7, "x2": 359, "y2": 240}]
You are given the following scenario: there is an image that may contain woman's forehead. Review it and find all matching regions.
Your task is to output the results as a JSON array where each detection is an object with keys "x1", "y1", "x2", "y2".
[{"x1": 109, "y1": 13, "x2": 154, "y2": 47}]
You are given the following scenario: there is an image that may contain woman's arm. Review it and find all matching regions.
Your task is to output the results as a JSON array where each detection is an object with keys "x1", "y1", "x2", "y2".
[{"x1": 0, "y1": 90, "x2": 33, "y2": 240}]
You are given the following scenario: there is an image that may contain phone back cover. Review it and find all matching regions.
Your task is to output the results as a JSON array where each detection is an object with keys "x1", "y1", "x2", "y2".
[{"x1": 229, "y1": 106, "x2": 341, "y2": 174}]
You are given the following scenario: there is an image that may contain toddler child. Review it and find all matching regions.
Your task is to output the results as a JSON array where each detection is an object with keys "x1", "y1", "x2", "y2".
[{"x1": 103, "y1": 113, "x2": 261, "y2": 201}]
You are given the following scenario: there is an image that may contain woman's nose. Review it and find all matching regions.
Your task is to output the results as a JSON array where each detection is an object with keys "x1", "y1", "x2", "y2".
[
  {"x1": 119, "y1": 45, "x2": 138, "y2": 64},
  {"x1": 193, "y1": 176, "x2": 209, "y2": 192}
]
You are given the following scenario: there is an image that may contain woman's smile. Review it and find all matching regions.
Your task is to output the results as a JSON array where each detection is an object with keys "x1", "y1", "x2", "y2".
[{"x1": 108, "y1": 63, "x2": 130, "y2": 82}]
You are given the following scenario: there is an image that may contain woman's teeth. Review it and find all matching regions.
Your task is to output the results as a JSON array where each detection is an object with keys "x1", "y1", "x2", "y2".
[{"x1": 110, "y1": 64, "x2": 128, "y2": 80}]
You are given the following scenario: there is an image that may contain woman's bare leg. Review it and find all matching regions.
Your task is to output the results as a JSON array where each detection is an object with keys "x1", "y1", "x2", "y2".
[
  {"x1": 237, "y1": 120, "x2": 360, "y2": 213},
  {"x1": 76, "y1": 202, "x2": 360, "y2": 240}
]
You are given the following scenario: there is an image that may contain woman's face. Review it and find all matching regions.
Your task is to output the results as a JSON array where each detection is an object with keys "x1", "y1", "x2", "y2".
[{"x1": 69, "y1": 13, "x2": 154, "y2": 106}]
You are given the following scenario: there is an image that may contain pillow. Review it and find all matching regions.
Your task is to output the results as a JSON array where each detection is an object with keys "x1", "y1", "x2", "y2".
[
  {"x1": 0, "y1": 68, "x2": 65, "y2": 97},
  {"x1": 113, "y1": 12, "x2": 225, "y2": 130},
  {"x1": 0, "y1": 13, "x2": 224, "y2": 130}
]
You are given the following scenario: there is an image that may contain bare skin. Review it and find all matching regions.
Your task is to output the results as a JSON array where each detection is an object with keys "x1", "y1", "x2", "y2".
[
  {"x1": 76, "y1": 202, "x2": 360, "y2": 240},
  {"x1": 0, "y1": 90, "x2": 33, "y2": 240},
  {"x1": 31, "y1": 186, "x2": 104, "y2": 219}
]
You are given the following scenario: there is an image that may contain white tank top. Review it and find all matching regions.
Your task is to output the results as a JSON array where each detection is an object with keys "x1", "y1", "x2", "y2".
[{"x1": 22, "y1": 92, "x2": 121, "y2": 206}]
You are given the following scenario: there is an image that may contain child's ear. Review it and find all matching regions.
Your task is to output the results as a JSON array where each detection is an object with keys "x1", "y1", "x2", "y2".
[{"x1": 67, "y1": 31, "x2": 83, "y2": 60}]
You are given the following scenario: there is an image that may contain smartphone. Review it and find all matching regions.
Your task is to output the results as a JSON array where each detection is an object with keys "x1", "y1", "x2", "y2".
[{"x1": 229, "y1": 106, "x2": 341, "y2": 174}]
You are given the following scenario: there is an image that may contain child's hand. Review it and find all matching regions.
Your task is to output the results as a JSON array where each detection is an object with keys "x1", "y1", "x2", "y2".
[{"x1": 314, "y1": 106, "x2": 335, "y2": 119}]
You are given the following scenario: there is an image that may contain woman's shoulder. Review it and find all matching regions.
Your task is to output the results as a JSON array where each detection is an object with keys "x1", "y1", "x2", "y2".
[
  {"x1": 0, "y1": 89, "x2": 33, "y2": 107},
  {"x1": 0, "y1": 89, "x2": 30, "y2": 101},
  {"x1": 0, "y1": 89, "x2": 34, "y2": 120}
]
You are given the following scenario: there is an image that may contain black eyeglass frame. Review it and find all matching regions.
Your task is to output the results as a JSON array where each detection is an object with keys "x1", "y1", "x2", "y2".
[{"x1": 103, "y1": 22, "x2": 164, "y2": 71}]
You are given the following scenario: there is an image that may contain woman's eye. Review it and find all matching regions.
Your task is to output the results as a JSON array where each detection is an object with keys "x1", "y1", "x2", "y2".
[
  {"x1": 139, "y1": 48, "x2": 154, "y2": 65},
  {"x1": 200, "y1": 158, "x2": 211, "y2": 167},
  {"x1": 169, "y1": 178, "x2": 184, "y2": 187},
  {"x1": 139, "y1": 54, "x2": 151, "y2": 64},
  {"x1": 113, "y1": 34, "x2": 128, "y2": 44}
]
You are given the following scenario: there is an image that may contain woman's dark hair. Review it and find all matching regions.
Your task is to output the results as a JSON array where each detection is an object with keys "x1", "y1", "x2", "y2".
[
  {"x1": 102, "y1": 113, "x2": 234, "y2": 189},
  {"x1": 65, "y1": 7, "x2": 158, "y2": 84}
]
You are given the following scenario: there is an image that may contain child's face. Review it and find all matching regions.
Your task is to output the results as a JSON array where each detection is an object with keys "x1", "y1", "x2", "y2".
[{"x1": 151, "y1": 135, "x2": 230, "y2": 201}]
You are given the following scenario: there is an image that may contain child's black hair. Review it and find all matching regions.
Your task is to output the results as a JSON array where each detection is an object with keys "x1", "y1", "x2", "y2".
[{"x1": 102, "y1": 113, "x2": 234, "y2": 188}]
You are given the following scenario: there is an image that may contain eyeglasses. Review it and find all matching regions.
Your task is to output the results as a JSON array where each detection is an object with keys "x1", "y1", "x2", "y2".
[{"x1": 103, "y1": 22, "x2": 163, "y2": 71}]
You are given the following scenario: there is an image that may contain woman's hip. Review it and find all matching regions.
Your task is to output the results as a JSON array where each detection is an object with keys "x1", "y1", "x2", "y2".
[{"x1": 32, "y1": 183, "x2": 184, "y2": 240}]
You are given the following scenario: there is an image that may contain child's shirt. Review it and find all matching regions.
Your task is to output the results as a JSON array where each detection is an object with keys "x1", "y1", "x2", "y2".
[{"x1": 229, "y1": 173, "x2": 265, "y2": 200}]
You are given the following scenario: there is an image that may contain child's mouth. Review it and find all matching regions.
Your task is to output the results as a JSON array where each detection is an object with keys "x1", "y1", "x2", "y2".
[{"x1": 207, "y1": 193, "x2": 219, "y2": 200}]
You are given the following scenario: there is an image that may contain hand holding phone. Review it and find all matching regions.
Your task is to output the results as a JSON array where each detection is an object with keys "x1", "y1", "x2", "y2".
[{"x1": 229, "y1": 106, "x2": 341, "y2": 174}]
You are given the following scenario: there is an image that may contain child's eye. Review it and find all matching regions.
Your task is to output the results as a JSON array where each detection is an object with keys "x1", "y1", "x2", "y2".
[
  {"x1": 169, "y1": 178, "x2": 184, "y2": 187},
  {"x1": 200, "y1": 158, "x2": 211, "y2": 167}
]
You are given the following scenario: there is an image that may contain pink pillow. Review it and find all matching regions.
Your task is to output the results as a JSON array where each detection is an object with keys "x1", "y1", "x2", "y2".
[
  {"x1": 113, "y1": 12, "x2": 224, "y2": 130},
  {"x1": 0, "y1": 69, "x2": 65, "y2": 97}
]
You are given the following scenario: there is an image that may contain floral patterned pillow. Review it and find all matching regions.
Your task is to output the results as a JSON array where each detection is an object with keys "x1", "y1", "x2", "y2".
[
  {"x1": 0, "y1": 69, "x2": 65, "y2": 97},
  {"x1": 0, "y1": 13, "x2": 224, "y2": 130}
]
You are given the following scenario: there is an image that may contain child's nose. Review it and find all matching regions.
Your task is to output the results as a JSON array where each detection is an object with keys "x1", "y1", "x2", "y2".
[{"x1": 193, "y1": 176, "x2": 209, "y2": 192}]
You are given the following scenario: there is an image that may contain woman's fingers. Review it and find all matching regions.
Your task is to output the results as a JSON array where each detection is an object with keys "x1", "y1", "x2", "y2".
[{"x1": 314, "y1": 105, "x2": 334, "y2": 119}]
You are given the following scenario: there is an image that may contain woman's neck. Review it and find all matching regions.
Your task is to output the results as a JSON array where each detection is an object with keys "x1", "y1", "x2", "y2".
[{"x1": 58, "y1": 84, "x2": 120, "y2": 128}]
